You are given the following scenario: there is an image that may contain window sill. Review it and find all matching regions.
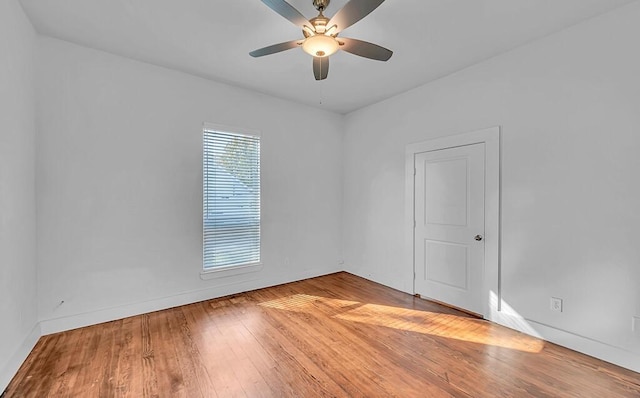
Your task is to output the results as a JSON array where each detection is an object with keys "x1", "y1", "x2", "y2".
[{"x1": 200, "y1": 262, "x2": 263, "y2": 280}]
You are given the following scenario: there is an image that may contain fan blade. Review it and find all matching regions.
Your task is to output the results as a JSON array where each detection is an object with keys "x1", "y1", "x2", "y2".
[
  {"x1": 250, "y1": 40, "x2": 301, "y2": 57},
  {"x1": 313, "y1": 57, "x2": 329, "y2": 80},
  {"x1": 338, "y1": 37, "x2": 392, "y2": 61},
  {"x1": 328, "y1": 0, "x2": 385, "y2": 33},
  {"x1": 261, "y1": 0, "x2": 309, "y2": 28}
]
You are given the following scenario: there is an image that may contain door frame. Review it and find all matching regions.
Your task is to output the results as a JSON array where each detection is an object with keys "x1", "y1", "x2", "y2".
[{"x1": 405, "y1": 126, "x2": 500, "y2": 318}]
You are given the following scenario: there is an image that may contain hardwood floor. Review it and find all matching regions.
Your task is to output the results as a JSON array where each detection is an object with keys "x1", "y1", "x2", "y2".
[{"x1": 5, "y1": 272, "x2": 640, "y2": 397}]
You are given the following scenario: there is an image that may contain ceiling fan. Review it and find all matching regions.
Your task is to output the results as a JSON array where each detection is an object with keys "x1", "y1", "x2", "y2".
[{"x1": 250, "y1": 0, "x2": 392, "y2": 80}]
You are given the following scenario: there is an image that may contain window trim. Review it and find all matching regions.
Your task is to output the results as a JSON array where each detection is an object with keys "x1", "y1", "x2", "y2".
[
  {"x1": 200, "y1": 262, "x2": 263, "y2": 280},
  {"x1": 200, "y1": 122, "x2": 262, "y2": 280}
]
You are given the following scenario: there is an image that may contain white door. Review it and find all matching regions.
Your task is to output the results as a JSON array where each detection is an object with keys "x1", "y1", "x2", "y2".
[{"x1": 414, "y1": 143, "x2": 485, "y2": 315}]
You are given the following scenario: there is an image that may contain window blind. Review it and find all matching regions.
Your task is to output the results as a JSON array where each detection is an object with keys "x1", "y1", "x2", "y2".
[{"x1": 203, "y1": 129, "x2": 260, "y2": 270}]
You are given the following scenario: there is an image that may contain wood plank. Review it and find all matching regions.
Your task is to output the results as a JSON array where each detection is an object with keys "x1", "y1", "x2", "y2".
[
  {"x1": 4, "y1": 272, "x2": 640, "y2": 397},
  {"x1": 139, "y1": 313, "x2": 160, "y2": 398},
  {"x1": 113, "y1": 315, "x2": 142, "y2": 397}
]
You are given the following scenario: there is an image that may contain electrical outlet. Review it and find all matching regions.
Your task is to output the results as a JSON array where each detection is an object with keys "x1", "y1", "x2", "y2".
[{"x1": 550, "y1": 297, "x2": 563, "y2": 312}]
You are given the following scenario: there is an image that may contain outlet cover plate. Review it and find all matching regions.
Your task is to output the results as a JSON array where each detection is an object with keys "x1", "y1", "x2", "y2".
[{"x1": 550, "y1": 297, "x2": 563, "y2": 312}]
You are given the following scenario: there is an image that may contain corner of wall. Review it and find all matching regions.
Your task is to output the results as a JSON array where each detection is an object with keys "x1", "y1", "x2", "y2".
[{"x1": 0, "y1": 324, "x2": 41, "y2": 393}]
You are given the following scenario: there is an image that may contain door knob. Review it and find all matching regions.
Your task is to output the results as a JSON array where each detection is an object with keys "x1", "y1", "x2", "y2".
[{"x1": 474, "y1": 235, "x2": 483, "y2": 241}]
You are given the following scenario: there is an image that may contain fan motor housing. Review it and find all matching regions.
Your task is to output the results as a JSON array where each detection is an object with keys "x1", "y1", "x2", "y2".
[{"x1": 313, "y1": 0, "x2": 330, "y2": 11}]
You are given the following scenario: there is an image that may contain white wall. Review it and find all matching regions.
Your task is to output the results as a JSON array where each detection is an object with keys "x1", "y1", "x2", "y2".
[
  {"x1": 343, "y1": 2, "x2": 640, "y2": 370},
  {"x1": 0, "y1": 0, "x2": 39, "y2": 390},
  {"x1": 36, "y1": 37, "x2": 343, "y2": 332}
]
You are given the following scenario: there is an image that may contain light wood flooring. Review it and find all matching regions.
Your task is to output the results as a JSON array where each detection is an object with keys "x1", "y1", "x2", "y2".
[{"x1": 5, "y1": 272, "x2": 640, "y2": 397}]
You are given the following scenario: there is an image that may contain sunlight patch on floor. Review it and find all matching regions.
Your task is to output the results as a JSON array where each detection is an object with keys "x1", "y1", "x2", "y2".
[
  {"x1": 259, "y1": 294, "x2": 361, "y2": 314},
  {"x1": 335, "y1": 303, "x2": 544, "y2": 353},
  {"x1": 259, "y1": 294, "x2": 544, "y2": 353}
]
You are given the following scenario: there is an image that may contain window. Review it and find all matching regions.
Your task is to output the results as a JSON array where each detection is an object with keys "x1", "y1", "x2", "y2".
[{"x1": 203, "y1": 125, "x2": 260, "y2": 272}]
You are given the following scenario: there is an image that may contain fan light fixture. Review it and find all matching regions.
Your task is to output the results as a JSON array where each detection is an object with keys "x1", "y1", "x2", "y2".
[{"x1": 302, "y1": 35, "x2": 339, "y2": 57}]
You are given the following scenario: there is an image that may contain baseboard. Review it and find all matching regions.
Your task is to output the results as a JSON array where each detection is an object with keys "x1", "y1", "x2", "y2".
[
  {"x1": 343, "y1": 269, "x2": 413, "y2": 295},
  {"x1": 40, "y1": 267, "x2": 341, "y2": 335},
  {"x1": 490, "y1": 312, "x2": 640, "y2": 374},
  {"x1": 0, "y1": 323, "x2": 41, "y2": 392}
]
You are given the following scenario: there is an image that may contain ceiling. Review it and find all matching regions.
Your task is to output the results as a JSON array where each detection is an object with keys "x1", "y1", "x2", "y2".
[{"x1": 19, "y1": 0, "x2": 634, "y2": 114}]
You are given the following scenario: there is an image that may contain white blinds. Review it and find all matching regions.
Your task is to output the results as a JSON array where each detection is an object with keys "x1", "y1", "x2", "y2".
[{"x1": 203, "y1": 129, "x2": 260, "y2": 269}]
